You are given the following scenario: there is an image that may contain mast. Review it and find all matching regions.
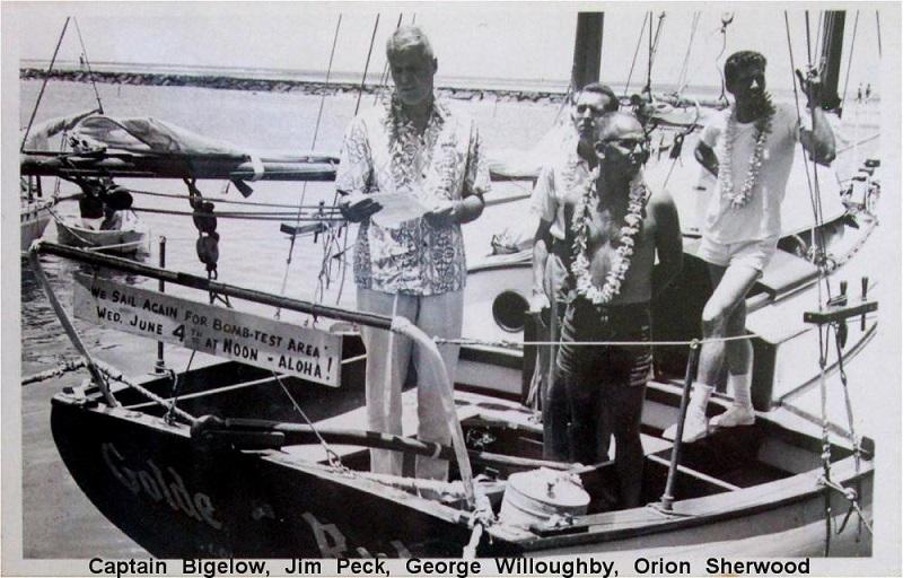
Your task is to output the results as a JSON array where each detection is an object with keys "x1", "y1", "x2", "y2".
[
  {"x1": 818, "y1": 10, "x2": 845, "y2": 112},
  {"x1": 571, "y1": 12, "x2": 603, "y2": 89}
]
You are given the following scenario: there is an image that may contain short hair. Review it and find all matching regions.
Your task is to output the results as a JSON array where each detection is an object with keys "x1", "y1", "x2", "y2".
[
  {"x1": 577, "y1": 82, "x2": 620, "y2": 112},
  {"x1": 724, "y1": 51, "x2": 767, "y2": 86},
  {"x1": 386, "y1": 25, "x2": 435, "y2": 61}
]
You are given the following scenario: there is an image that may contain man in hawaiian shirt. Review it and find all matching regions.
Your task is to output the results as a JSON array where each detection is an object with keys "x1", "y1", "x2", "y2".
[
  {"x1": 336, "y1": 25, "x2": 490, "y2": 479},
  {"x1": 527, "y1": 83, "x2": 619, "y2": 461},
  {"x1": 665, "y1": 51, "x2": 836, "y2": 443},
  {"x1": 553, "y1": 111, "x2": 682, "y2": 507}
]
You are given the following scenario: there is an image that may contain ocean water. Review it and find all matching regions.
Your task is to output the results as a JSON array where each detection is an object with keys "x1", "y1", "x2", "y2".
[{"x1": 16, "y1": 79, "x2": 893, "y2": 559}]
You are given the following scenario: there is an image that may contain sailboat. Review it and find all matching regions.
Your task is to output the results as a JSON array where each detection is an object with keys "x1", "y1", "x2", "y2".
[
  {"x1": 23, "y1": 8, "x2": 881, "y2": 560},
  {"x1": 20, "y1": 177, "x2": 55, "y2": 248}
]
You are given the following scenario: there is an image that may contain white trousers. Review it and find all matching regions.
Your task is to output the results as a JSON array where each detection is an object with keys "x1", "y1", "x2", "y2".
[{"x1": 357, "y1": 287, "x2": 463, "y2": 480}]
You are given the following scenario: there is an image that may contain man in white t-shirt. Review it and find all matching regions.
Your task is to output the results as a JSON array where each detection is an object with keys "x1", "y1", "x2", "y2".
[{"x1": 665, "y1": 51, "x2": 836, "y2": 442}]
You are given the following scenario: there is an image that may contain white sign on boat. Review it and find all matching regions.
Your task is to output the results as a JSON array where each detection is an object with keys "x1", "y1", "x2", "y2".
[{"x1": 73, "y1": 274, "x2": 343, "y2": 386}]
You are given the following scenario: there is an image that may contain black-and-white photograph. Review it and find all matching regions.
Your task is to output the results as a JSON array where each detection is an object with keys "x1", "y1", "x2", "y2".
[{"x1": 3, "y1": 2, "x2": 900, "y2": 576}]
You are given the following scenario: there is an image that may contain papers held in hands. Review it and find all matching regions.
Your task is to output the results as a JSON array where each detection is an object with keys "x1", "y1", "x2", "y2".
[{"x1": 347, "y1": 192, "x2": 432, "y2": 229}]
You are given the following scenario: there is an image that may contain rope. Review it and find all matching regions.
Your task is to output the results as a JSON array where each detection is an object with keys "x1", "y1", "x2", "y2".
[
  {"x1": 92, "y1": 358, "x2": 197, "y2": 425},
  {"x1": 21, "y1": 358, "x2": 86, "y2": 385}
]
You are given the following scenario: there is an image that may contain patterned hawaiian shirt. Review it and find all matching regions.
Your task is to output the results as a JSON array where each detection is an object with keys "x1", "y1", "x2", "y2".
[
  {"x1": 336, "y1": 97, "x2": 491, "y2": 295},
  {"x1": 530, "y1": 131, "x2": 596, "y2": 242}
]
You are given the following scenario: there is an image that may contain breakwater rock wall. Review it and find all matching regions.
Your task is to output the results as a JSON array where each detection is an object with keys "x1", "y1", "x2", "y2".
[{"x1": 20, "y1": 68, "x2": 567, "y2": 105}]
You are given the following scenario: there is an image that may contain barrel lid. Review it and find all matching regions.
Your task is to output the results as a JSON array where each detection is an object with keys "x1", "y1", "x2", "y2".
[{"x1": 507, "y1": 468, "x2": 589, "y2": 508}]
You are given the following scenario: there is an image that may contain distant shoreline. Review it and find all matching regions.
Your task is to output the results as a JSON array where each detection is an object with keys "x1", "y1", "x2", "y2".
[{"x1": 20, "y1": 68, "x2": 569, "y2": 105}]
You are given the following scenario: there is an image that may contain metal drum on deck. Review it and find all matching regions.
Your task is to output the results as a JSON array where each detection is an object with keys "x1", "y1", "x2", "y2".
[{"x1": 499, "y1": 468, "x2": 589, "y2": 528}]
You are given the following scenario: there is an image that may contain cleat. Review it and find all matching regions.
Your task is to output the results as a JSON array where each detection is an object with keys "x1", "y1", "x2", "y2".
[{"x1": 710, "y1": 405, "x2": 755, "y2": 428}]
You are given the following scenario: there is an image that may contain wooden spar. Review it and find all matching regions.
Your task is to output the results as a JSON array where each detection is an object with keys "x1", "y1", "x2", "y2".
[
  {"x1": 26, "y1": 248, "x2": 119, "y2": 407},
  {"x1": 571, "y1": 12, "x2": 603, "y2": 90},
  {"x1": 192, "y1": 416, "x2": 577, "y2": 472},
  {"x1": 819, "y1": 10, "x2": 846, "y2": 112},
  {"x1": 34, "y1": 241, "x2": 394, "y2": 331},
  {"x1": 20, "y1": 152, "x2": 338, "y2": 182}
]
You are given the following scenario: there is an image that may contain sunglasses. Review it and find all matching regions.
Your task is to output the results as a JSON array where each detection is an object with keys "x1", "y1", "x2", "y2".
[{"x1": 594, "y1": 138, "x2": 647, "y2": 155}]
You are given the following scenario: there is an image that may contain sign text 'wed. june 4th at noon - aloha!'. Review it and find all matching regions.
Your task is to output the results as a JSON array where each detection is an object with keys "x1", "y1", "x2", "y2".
[{"x1": 73, "y1": 274, "x2": 342, "y2": 387}]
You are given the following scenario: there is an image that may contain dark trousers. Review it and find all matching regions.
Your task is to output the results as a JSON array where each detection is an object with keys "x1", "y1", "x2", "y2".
[{"x1": 551, "y1": 298, "x2": 652, "y2": 508}]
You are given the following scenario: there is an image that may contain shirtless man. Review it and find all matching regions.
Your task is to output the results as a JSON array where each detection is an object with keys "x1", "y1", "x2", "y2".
[
  {"x1": 552, "y1": 111, "x2": 682, "y2": 507},
  {"x1": 528, "y1": 83, "x2": 619, "y2": 461}
]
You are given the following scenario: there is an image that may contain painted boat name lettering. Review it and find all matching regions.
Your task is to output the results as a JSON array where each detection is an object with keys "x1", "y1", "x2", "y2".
[
  {"x1": 301, "y1": 512, "x2": 410, "y2": 558},
  {"x1": 101, "y1": 442, "x2": 222, "y2": 530}
]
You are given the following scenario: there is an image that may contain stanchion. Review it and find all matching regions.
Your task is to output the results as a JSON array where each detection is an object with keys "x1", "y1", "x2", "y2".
[
  {"x1": 154, "y1": 236, "x2": 167, "y2": 373},
  {"x1": 658, "y1": 340, "x2": 701, "y2": 512}
]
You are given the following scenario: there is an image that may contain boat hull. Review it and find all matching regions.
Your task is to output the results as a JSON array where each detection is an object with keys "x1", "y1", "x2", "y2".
[
  {"x1": 55, "y1": 215, "x2": 150, "y2": 255},
  {"x1": 51, "y1": 382, "x2": 872, "y2": 559},
  {"x1": 21, "y1": 201, "x2": 53, "y2": 250},
  {"x1": 50, "y1": 396, "x2": 473, "y2": 558}
]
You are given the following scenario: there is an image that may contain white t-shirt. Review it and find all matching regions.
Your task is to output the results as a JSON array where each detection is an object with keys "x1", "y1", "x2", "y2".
[{"x1": 700, "y1": 102, "x2": 801, "y2": 243}]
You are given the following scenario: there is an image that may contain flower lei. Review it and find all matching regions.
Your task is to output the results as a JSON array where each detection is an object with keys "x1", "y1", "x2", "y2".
[
  {"x1": 383, "y1": 96, "x2": 457, "y2": 203},
  {"x1": 570, "y1": 169, "x2": 649, "y2": 305},
  {"x1": 719, "y1": 104, "x2": 773, "y2": 209}
]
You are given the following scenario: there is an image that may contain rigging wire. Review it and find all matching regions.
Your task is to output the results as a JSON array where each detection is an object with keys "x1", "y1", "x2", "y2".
[
  {"x1": 355, "y1": 14, "x2": 382, "y2": 116},
  {"x1": 839, "y1": 11, "x2": 860, "y2": 115},
  {"x1": 644, "y1": 12, "x2": 654, "y2": 95},
  {"x1": 21, "y1": 17, "x2": 71, "y2": 152},
  {"x1": 623, "y1": 12, "x2": 650, "y2": 96},
  {"x1": 276, "y1": 14, "x2": 343, "y2": 318},
  {"x1": 875, "y1": 10, "x2": 882, "y2": 58},
  {"x1": 646, "y1": 11, "x2": 667, "y2": 94},
  {"x1": 124, "y1": 187, "x2": 337, "y2": 209},
  {"x1": 715, "y1": 12, "x2": 734, "y2": 105},
  {"x1": 374, "y1": 13, "x2": 404, "y2": 104},
  {"x1": 675, "y1": 12, "x2": 701, "y2": 95},
  {"x1": 784, "y1": 12, "x2": 822, "y2": 286},
  {"x1": 73, "y1": 18, "x2": 104, "y2": 115},
  {"x1": 799, "y1": 9, "x2": 841, "y2": 556}
]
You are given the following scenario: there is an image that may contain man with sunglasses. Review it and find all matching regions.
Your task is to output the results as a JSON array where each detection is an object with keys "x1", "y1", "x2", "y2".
[
  {"x1": 527, "y1": 83, "x2": 619, "y2": 461},
  {"x1": 552, "y1": 111, "x2": 682, "y2": 507},
  {"x1": 665, "y1": 50, "x2": 836, "y2": 443}
]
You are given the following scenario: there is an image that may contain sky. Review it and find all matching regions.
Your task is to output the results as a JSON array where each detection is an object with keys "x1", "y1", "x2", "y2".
[{"x1": 4, "y1": 2, "x2": 890, "y2": 97}]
